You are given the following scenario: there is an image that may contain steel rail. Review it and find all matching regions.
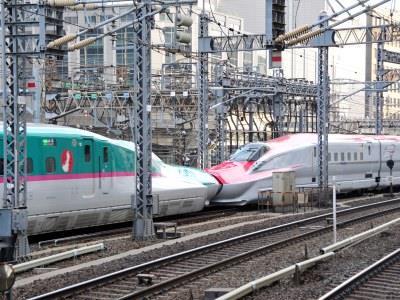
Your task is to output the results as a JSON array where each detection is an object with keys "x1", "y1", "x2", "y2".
[
  {"x1": 28, "y1": 198, "x2": 400, "y2": 300},
  {"x1": 120, "y1": 206, "x2": 400, "y2": 299},
  {"x1": 319, "y1": 248, "x2": 400, "y2": 300}
]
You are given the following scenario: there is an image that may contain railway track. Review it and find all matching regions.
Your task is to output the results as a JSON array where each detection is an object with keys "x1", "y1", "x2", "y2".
[
  {"x1": 31, "y1": 207, "x2": 240, "y2": 250},
  {"x1": 320, "y1": 248, "x2": 400, "y2": 300},
  {"x1": 28, "y1": 199, "x2": 400, "y2": 300}
]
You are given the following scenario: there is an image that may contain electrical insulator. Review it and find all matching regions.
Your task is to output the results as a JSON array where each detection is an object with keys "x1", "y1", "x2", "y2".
[
  {"x1": 176, "y1": 14, "x2": 193, "y2": 27},
  {"x1": 47, "y1": 34, "x2": 77, "y2": 48},
  {"x1": 275, "y1": 25, "x2": 310, "y2": 43},
  {"x1": 46, "y1": 0, "x2": 76, "y2": 6},
  {"x1": 68, "y1": 37, "x2": 96, "y2": 51},
  {"x1": 176, "y1": 31, "x2": 191, "y2": 44},
  {"x1": 68, "y1": 3, "x2": 99, "y2": 10}
]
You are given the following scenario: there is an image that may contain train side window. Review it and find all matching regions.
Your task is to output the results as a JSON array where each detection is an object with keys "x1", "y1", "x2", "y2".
[
  {"x1": 347, "y1": 152, "x2": 351, "y2": 161},
  {"x1": 84, "y1": 145, "x2": 91, "y2": 162},
  {"x1": 27, "y1": 157, "x2": 33, "y2": 174},
  {"x1": 334, "y1": 153, "x2": 338, "y2": 162},
  {"x1": 328, "y1": 153, "x2": 331, "y2": 162},
  {"x1": 0, "y1": 158, "x2": 3, "y2": 175},
  {"x1": 360, "y1": 152, "x2": 363, "y2": 160},
  {"x1": 313, "y1": 147, "x2": 316, "y2": 157},
  {"x1": 103, "y1": 147, "x2": 109, "y2": 163},
  {"x1": 354, "y1": 152, "x2": 358, "y2": 161},
  {"x1": 341, "y1": 152, "x2": 345, "y2": 161},
  {"x1": 368, "y1": 145, "x2": 371, "y2": 155},
  {"x1": 46, "y1": 157, "x2": 56, "y2": 173}
]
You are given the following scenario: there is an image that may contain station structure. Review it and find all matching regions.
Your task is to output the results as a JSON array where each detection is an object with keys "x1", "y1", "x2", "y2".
[{"x1": 0, "y1": 0, "x2": 400, "y2": 282}]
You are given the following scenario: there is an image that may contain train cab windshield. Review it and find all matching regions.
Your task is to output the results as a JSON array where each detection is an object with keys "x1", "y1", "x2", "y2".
[{"x1": 230, "y1": 143, "x2": 269, "y2": 162}]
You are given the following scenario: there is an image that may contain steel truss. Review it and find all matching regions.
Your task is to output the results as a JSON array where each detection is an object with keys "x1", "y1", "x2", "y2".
[
  {"x1": 330, "y1": 119, "x2": 400, "y2": 134},
  {"x1": 197, "y1": 11, "x2": 209, "y2": 168},
  {"x1": 1, "y1": 0, "x2": 63, "y2": 262},
  {"x1": 44, "y1": 67, "x2": 317, "y2": 166},
  {"x1": 376, "y1": 41, "x2": 385, "y2": 135},
  {"x1": 317, "y1": 46, "x2": 330, "y2": 205},
  {"x1": 212, "y1": 69, "x2": 317, "y2": 155},
  {"x1": 199, "y1": 24, "x2": 400, "y2": 53},
  {"x1": 132, "y1": 0, "x2": 154, "y2": 240},
  {"x1": 383, "y1": 49, "x2": 400, "y2": 64}
]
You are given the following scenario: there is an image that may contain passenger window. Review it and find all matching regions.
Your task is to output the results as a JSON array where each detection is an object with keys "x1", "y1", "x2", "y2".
[
  {"x1": 354, "y1": 152, "x2": 358, "y2": 161},
  {"x1": 341, "y1": 153, "x2": 345, "y2": 161},
  {"x1": 328, "y1": 153, "x2": 331, "y2": 161},
  {"x1": 368, "y1": 145, "x2": 371, "y2": 155},
  {"x1": 360, "y1": 152, "x2": 363, "y2": 160},
  {"x1": 103, "y1": 147, "x2": 109, "y2": 163},
  {"x1": 46, "y1": 157, "x2": 56, "y2": 173},
  {"x1": 334, "y1": 153, "x2": 338, "y2": 162},
  {"x1": 0, "y1": 158, "x2": 3, "y2": 175},
  {"x1": 347, "y1": 152, "x2": 351, "y2": 161},
  {"x1": 84, "y1": 145, "x2": 91, "y2": 162},
  {"x1": 27, "y1": 157, "x2": 33, "y2": 174},
  {"x1": 313, "y1": 147, "x2": 316, "y2": 157}
]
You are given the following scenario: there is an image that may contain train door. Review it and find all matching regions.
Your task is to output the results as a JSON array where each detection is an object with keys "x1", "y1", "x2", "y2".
[
  {"x1": 99, "y1": 145, "x2": 112, "y2": 194},
  {"x1": 82, "y1": 138, "x2": 96, "y2": 197},
  {"x1": 311, "y1": 146, "x2": 317, "y2": 185},
  {"x1": 365, "y1": 142, "x2": 375, "y2": 179}
]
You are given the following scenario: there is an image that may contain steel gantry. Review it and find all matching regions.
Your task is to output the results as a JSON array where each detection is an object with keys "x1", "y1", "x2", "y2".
[{"x1": 199, "y1": 0, "x2": 396, "y2": 204}]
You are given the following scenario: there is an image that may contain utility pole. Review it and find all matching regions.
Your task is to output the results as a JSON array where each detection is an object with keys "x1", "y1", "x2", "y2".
[
  {"x1": 317, "y1": 12, "x2": 330, "y2": 206},
  {"x1": 132, "y1": 0, "x2": 155, "y2": 240},
  {"x1": 197, "y1": 2, "x2": 209, "y2": 169}
]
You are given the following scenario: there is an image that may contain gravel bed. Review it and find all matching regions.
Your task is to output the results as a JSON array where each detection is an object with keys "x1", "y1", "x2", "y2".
[
  {"x1": 14, "y1": 197, "x2": 399, "y2": 299},
  {"x1": 245, "y1": 219, "x2": 400, "y2": 300},
  {"x1": 14, "y1": 209, "x2": 328, "y2": 299},
  {"x1": 159, "y1": 212, "x2": 400, "y2": 300},
  {"x1": 339, "y1": 194, "x2": 389, "y2": 207},
  {"x1": 19, "y1": 210, "x2": 319, "y2": 278},
  {"x1": 28, "y1": 210, "x2": 272, "y2": 256}
]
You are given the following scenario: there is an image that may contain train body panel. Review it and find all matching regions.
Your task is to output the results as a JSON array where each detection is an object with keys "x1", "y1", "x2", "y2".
[
  {"x1": 208, "y1": 134, "x2": 400, "y2": 206},
  {"x1": 0, "y1": 123, "x2": 217, "y2": 235}
]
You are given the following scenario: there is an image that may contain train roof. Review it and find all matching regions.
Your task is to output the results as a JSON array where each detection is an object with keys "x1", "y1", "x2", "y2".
[
  {"x1": 267, "y1": 133, "x2": 400, "y2": 148},
  {"x1": 0, "y1": 123, "x2": 108, "y2": 139},
  {"x1": 0, "y1": 123, "x2": 165, "y2": 158},
  {"x1": 0, "y1": 123, "x2": 138, "y2": 152}
]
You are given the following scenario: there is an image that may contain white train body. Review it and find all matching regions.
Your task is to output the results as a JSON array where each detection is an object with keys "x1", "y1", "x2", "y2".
[
  {"x1": 208, "y1": 134, "x2": 400, "y2": 206},
  {"x1": 0, "y1": 124, "x2": 219, "y2": 235}
]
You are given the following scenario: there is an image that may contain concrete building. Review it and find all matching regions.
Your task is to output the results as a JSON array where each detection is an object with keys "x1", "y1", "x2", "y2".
[{"x1": 64, "y1": 4, "x2": 268, "y2": 87}]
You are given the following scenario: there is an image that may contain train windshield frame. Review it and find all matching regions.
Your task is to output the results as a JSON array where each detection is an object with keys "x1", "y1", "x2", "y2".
[{"x1": 230, "y1": 143, "x2": 269, "y2": 162}]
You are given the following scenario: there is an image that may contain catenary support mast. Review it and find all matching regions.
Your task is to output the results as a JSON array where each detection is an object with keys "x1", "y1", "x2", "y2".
[
  {"x1": 132, "y1": 0, "x2": 155, "y2": 240},
  {"x1": 317, "y1": 13, "x2": 330, "y2": 205},
  {"x1": 197, "y1": 5, "x2": 209, "y2": 169}
]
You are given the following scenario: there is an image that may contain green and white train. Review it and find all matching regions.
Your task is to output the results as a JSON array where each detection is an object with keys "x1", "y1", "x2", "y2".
[{"x1": 0, "y1": 124, "x2": 220, "y2": 235}]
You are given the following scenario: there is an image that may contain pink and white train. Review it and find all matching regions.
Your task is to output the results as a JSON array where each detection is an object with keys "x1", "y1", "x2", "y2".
[{"x1": 207, "y1": 134, "x2": 400, "y2": 206}]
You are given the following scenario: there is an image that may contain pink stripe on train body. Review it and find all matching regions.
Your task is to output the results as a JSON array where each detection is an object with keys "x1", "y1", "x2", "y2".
[{"x1": 0, "y1": 172, "x2": 163, "y2": 183}]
